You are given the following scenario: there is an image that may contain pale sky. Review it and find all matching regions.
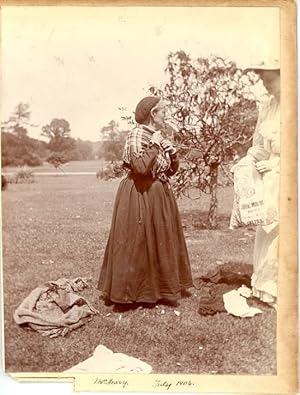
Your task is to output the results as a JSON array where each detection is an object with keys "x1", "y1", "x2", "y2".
[{"x1": 1, "y1": 6, "x2": 280, "y2": 141}]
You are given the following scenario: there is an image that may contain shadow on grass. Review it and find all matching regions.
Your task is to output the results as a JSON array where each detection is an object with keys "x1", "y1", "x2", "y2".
[
  {"x1": 181, "y1": 209, "x2": 258, "y2": 232},
  {"x1": 181, "y1": 210, "x2": 231, "y2": 230},
  {"x1": 107, "y1": 297, "x2": 190, "y2": 312},
  {"x1": 112, "y1": 302, "x2": 157, "y2": 312}
]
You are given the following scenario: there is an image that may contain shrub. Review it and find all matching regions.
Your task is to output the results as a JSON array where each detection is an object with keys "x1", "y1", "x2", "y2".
[
  {"x1": 46, "y1": 152, "x2": 70, "y2": 169},
  {"x1": 112, "y1": 163, "x2": 127, "y2": 178},
  {"x1": 96, "y1": 162, "x2": 127, "y2": 181},
  {"x1": 22, "y1": 154, "x2": 43, "y2": 167},
  {"x1": 10, "y1": 167, "x2": 35, "y2": 184},
  {"x1": 2, "y1": 175, "x2": 8, "y2": 190}
]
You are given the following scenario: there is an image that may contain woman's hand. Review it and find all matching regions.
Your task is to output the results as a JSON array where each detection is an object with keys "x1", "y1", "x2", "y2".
[
  {"x1": 150, "y1": 131, "x2": 164, "y2": 146},
  {"x1": 255, "y1": 159, "x2": 275, "y2": 173},
  {"x1": 161, "y1": 138, "x2": 177, "y2": 155}
]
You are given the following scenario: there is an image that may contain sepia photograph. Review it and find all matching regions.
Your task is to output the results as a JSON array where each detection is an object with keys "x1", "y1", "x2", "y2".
[{"x1": 0, "y1": 2, "x2": 297, "y2": 394}]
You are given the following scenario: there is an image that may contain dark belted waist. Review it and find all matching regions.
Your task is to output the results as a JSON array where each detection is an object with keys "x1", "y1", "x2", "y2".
[
  {"x1": 128, "y1": 171, "x2": 169, "y2": 184},
  {"x1": 126, "y1": 171, "x2": 171, "y2": 223}
]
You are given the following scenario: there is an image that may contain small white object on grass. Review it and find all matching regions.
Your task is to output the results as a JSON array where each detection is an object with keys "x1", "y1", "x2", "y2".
[{"x1": 174, "y1": 310, "x2": 180, "y2": 316}]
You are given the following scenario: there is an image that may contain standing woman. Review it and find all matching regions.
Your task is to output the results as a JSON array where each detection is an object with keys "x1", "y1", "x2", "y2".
[
  {"x1": 98, "y1": 96, "x2": 193, "y2": 307},
  {"x1": 246, "y1": 60, "x2": 280, "y2": 308}
]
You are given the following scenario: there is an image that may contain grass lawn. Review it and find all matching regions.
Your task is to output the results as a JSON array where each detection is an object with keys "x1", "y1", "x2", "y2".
[{"x1": 1, "y1": 173, "x2": 276, "y2": 375}]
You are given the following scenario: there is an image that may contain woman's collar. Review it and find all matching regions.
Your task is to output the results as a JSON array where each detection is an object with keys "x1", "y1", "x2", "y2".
[{"x1": 141, "y1": 124, "x2": 158, "y2": 134}]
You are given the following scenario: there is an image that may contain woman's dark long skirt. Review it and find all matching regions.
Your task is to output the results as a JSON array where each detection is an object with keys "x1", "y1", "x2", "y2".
[{"x1": 98, "y1": 174, "x2": 193, "y2": 303}]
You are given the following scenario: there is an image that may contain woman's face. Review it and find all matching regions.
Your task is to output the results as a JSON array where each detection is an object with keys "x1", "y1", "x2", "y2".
[
  {"x1": 260, "y1": 70, "x2": 280, "y2": 97},
  {"x1": 151, "y1": 102, "x2": 166, "y2": 129}
]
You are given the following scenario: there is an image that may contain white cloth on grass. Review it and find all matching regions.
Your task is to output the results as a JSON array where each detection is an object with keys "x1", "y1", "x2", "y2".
[
  {"x1": 223, "y1": 289, "x2": 263, "y2": 318},
  {"x1": 65, "y1": 344, "x2": 152, "y2": 373}
]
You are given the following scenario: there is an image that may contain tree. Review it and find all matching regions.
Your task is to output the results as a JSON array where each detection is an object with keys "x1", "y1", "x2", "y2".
[
  {"x1": 42, "y1": 118, "x2": 71, "y2": 148},
  {"x1": 73, "y1": 139, "x2": 94, "y2": 161},
  {"x1": 100, "y1": 120, "x2": 119, "y2": 141},
  {"x1": 2, "y1": 102, "x2": 37, "y2": 136},
  {"x1": 98, "y1": 121, "x2": 127, "y2": 163},
  {"x1": 1, "y1": 131, "x2": 47, "y2": 167},
  {"x1": 41, "y1": 118, "x2": 76, "y2": 169},
  {"x1": 1, "y1": 103, "x2": 45, "y2": 167},
  {"x1": 154, "y1": 51, "x2": 258, "y2": 228},
  {"x1": 10, "y1": 102, "x2": 31, "y2": 124}
]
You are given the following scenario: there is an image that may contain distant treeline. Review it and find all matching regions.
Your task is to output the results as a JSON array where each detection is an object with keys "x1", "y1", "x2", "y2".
[
  {"x1": 1, "y1": 130, "x2": 101, "y2": 167},
  {"x1": 1, "y1": 103, "x2": 129, "y2": 168}
]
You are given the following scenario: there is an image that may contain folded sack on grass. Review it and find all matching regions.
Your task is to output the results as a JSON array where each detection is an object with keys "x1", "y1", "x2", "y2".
[{"x1": 14, "y1": 277, "x2": 98, "y2": 338}]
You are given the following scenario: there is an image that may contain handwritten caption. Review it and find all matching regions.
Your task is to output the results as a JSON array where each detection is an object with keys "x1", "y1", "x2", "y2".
[
  {"x1": 153, "y1": 379, "x2": 196, "y2": 390},
  {"x1": 92, "y1": 377, "x2": 196, "y2": 391},
  {"x1": 94, "y1": 377, "x2": 129, "y2": 389}
]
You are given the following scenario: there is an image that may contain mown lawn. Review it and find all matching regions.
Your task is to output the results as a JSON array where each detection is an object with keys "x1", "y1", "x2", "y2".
[
  {"x1": 1, "y1": 174, "x2": 276, "y2": 374},
  {"x1": 2, "y1": 159, "x2": 106, "y2": 174}
]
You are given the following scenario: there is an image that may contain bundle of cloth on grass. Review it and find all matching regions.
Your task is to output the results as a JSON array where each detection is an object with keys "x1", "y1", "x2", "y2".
[
  {"x1": 14, "y1": 277, "x2": 98, "y2": 338},
  {"x1": 195, "y1": 262, "x2": 253, "y2": 316}
]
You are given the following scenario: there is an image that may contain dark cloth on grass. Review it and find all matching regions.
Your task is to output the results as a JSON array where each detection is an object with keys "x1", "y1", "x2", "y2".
[
  {"x1": 198, "y1": 283, "x2": 235, "y2": 315},
  {"x1": 98, "y1": 125, "x2": 193, "y2": 304},
  {"x1": 194, "y1": 262, "x2": 253, "y2": 288},
  {"x1": 196, "y1": 263, "x2": 253, "y2": 316}
]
